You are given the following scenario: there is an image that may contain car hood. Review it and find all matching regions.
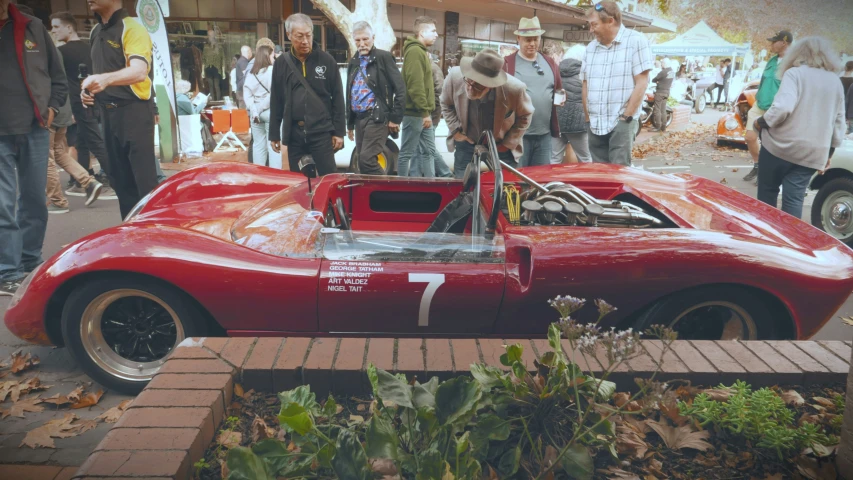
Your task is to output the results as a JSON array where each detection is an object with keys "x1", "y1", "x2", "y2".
[{"x1": 523, "y1": 164, "x2": 849, "y2": 254}]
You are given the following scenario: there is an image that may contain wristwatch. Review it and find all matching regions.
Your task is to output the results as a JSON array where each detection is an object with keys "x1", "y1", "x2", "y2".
[{"x1": 619, "y1": 114, "x2": 633, "y2": 123}]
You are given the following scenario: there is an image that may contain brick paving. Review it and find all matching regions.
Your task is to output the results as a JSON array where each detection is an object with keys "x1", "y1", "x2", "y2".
[{"x1": 53, "y1": 336, "x2": 851, "y2": 479}]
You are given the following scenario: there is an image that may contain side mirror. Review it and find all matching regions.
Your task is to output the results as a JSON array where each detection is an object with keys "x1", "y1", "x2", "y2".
[{"x1": 298, "y1": 155, "x2": 317, "y2": 178}]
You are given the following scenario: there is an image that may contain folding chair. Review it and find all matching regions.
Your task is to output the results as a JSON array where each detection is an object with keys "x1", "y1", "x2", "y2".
[{"x1": 213, "y1": 109, "x2": 247, "y2": 152}]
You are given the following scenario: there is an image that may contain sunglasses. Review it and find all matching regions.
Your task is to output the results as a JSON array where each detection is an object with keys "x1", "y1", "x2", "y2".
[
  {"x1": 532, "y1": 61, "x2": 545, "y2": 76},
  {"x1": 464, "y1": 77, "x2": 487, "y2": 92}
]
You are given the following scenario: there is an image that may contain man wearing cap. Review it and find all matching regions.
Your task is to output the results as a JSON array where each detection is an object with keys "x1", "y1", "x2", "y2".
[
  {"x1": 742, "y1": 30, "x2": 792, "y2": 183},
  {"x1": 582, "y1": 1, "x2": 653, "y2": 165},
  {"x1": 441, "y1": 49, "x2": 534, "y2": 178},
  {"x1": 503, "y1": 17, "x2": 563, "y2": 168}
]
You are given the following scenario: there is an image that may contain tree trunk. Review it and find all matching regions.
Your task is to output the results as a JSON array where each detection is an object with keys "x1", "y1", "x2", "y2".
[{"x1": 310, "y1": 0, "x2": 397, "y2": 58}]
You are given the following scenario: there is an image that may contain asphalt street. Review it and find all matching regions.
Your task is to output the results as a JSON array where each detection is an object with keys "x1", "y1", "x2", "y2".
[{"x1": 0, "y1": 109, "x2": 851, "y2": 467}]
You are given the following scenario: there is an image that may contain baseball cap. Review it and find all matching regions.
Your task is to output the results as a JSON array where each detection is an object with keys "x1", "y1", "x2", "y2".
[{"x1": 767, "y1": 31, "x2": 793, "y2": 44}]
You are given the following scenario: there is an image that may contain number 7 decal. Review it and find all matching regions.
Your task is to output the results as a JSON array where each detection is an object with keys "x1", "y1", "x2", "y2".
[{"x1": 408, "y1": 273, "x2": 446, "y2": 327}]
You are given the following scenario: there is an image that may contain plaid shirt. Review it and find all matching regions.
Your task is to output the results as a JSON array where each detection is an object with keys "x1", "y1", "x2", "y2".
[{"x1": 582, "y1": 25, "x2": 653, "y2": 135}]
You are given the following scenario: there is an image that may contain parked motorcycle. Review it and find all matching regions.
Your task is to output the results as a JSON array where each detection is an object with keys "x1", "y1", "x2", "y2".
[{"x1": 637, "y1": 90, "x2": 673, "y2": 138}]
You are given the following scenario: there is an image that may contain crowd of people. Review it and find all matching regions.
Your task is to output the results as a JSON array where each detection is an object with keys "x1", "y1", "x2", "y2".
[{"x1": 0, "y1": 0, "x2": 848, "y2": 297}]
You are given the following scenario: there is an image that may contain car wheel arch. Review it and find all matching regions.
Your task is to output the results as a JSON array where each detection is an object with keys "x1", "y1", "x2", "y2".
[
  {"x1": 44, "y1": 270, "x2": 223, "y2": 347},
  {"x1": 810, "y1": 168, "x2": 852, "y2": 192},
  {"x1": 614, "y1": 282, "x2": 796, "y2": 339}
]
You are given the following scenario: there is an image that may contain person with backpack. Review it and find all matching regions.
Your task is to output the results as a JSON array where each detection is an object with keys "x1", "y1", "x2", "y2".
[{"x1": 244, "y1": 45, "x2": 276, "y2": 168}]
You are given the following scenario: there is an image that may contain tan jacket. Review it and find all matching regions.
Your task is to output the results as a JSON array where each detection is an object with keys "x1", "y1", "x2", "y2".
[{"x1": 440, "y1": 67, "x2": 534, "y2": 159}]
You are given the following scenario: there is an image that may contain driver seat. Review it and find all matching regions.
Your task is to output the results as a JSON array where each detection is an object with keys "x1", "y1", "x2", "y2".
[{"x1": 425, "y1": 162, "x2": 478, "y2": 234}]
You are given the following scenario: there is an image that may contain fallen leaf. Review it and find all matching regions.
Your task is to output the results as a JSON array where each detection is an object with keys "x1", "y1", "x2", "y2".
[
  {"x1": 234, "y1": 383, "x2": 245, "y2": 398},
  {"x1": 4, "y1": 395, "x2": 44, "y2": 418},
  {"x1": 646, "y1": 458, "x2": 665, "y2": 477},
  {"x1": 43, "y1": 386, "x2": 85, "y2": 406},
  {"x1": 10, "y1": 351, "x2": 40, "y2": 374},
  {"x1": 348, "y1": 414, "x2": 365, "y2": 425},
  {"x1": 335, "y1": 404, "x2": 344, "y2": 415},
  {"x1": 220, "y1": 460, "x2": 229, "y2": 479},
  {"x1": 720, "y1": 177, "x2": 728, "y2": 185},
  {"x1": 616, "y1": 424, "x2": 649, "y2": 459},
  {"x1": 812, "y1": 397, "x2": 835, "y2": 409},
  {"x1": 646, "y1": 420, "x2": 713, "y2": 451},
  {"x1": 250, "y1": 416, "x2": 275, "y2": 443},
  {"x1": 795, "y1": 455, "x2": 837, "y2": 480},
  {"x1": 702, "y1": 387, "x2": 734, "y2": 402},
  {"x1": 357, "y1": 403, "x2": 366, "y2": 412},
  {"x1": 623, "y1": 416, "x2": 651, "y2": 434},
  {"x1": 97, "y1": 399, "x2": 132, "y2": 423},
  {"x1": 760, "y1": 474, "x2": 785, "y2": 480},
  {"x1": 614, "y1": 392, "x2": 631, "y2": 407},
  {"x1": 599, "y1": 466, "x2": 641, "y2": 480},
  {"x1": 781, "y1": 390, "x2": 805, "y2": 407},
  {"x1": 841, "y1": 316, "x2": 853, "y2": 327},
  {"x1": 732, "y1": 168, "x2": 739, "y2": 172},
  {"x1": 70, "y1": 389, "x2": 104, "y2": 409},
  {"x1": 370, "y1": 458, "x2": 398, "y2": 476},
  {"x1": 660, "y1": 397, "x2": 690, "y2": 426},
  {"x1": 217, "y1": 431, "x2": 241, "y2": 449},
  {"x1": 1, "y1": 377, "x2": 48, "y2": 403},
  {"x1": 20, "y1": 413, "x2": 81, "y2": 448},
  {"x1": 799, "y1": 413, "x2": 822, "y2": 426},
  {"x1": 74, "y1": 418, "x2": 100, "y2": 434}
]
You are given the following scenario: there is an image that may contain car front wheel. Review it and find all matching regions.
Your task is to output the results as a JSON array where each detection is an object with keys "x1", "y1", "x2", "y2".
[
  {"x1": 61, "y1": 277, "x2": 207, "y2": 394},
  {"x1": 634, "y1": 286, "x2": 784, "y2": 340},
  {"x1": 811, "y1": 177, "x2": 853, "y2": 247},
  {"x1": 695, "y1": 93, "x2": 707, "y2": 113}
]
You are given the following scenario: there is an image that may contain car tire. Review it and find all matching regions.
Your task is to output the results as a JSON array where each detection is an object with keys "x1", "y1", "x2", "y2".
[
  {"x1": 694, "y1": 93, "x2": 706, "y2": 114},
  {"x1": 665, "y1": 110, "x2": 673, "y2": 127},
  {"x1": 348, "y1": 139, "x2": 398, "y2": 175},
  {"x1": 811, "y1": 177, "x2": 853, "y2": 247},
  {"x1": 61, "y1": 276, "x2": 208, "y2": 394},
  {"x1": 633, "y1": 285, "x2": 782, "y2": 340},
  {"x1": 716, "y1": 139, "x2": 726, "y2": 147}
]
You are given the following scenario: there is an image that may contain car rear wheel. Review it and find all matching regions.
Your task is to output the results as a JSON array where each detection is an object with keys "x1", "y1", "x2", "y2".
[
  {"x1": 634, "y1": 286, "x2": 782, "y2": 340},
  {"x1": 348, "y1": 139, "x2": 398, "y2": 175},
  {"x1": 811, "y1": 177, "x2": 853, "y2": 247},
  {"x1": 695, "y1": 93, "x2": 707, "y2": 114},
  {"x1": 61, "y1": 277, "x2": 207, "y2": 394}
]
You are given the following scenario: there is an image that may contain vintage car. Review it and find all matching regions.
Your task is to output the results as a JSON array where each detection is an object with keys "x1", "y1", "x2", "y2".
[
  {"x1": 810, "y1": 137, "x2": 853, "y2": 246},
  {"x1": 6, "y1": 134, "x2": 853, "y2": 393},
  {"x1": 716, "y1": 80, "x2": 761, "y2": 146}
]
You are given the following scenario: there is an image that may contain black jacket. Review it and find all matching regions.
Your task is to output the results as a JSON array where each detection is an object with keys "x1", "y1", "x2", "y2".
[
  {"x1": 270, "y1": 43, "x2": 346, "y2": 144},
  {"x1": 345, "y1": 47, "x2": 405, "y2": 131},
  {"x1": 556, "y1": 59, "x2": 585, "y2": 135},
  {"x1": 652, "y1": 67, "x2": 674, "y2": 95}
]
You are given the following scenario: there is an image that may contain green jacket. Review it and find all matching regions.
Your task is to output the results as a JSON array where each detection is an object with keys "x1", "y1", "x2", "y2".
[
  {"x1": 402, "y1": 37, "x2": 434, "y2": 117},
  {"x1": 755, "y1": 55, "x2": 781, "y2": 111}
]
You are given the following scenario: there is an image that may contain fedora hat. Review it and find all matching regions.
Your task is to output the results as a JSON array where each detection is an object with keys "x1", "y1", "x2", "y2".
[
  {"x1": 460, "y1": 49, "x2": 508, "y2": 89},
  {"x1": 514, "y1": 17, "x2": 545, "y2": 37}
]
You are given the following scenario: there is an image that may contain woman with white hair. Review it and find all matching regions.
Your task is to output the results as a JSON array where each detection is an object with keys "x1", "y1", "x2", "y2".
[
  {"x1": 753, "y1": 36, "x2": 846, "y2": 218},
  {"x1": 243, "y1": 45, "x2": 276, "y2": 168}
]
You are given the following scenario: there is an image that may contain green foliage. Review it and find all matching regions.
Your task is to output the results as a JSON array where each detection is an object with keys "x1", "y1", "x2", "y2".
[{"x1": 679, "y1": 381, "x2": 837, "y2": 460}]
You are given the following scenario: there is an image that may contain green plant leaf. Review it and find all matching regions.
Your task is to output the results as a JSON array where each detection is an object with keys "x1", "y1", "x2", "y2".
[
  {"x1": 413, "y1": 377, "x2": 439, "y2": 409},
  {"x1": 331, "y1": 429, "x2": 372, "y2": 480},
  {"x1": 470, "y1": 364, "x2": 504, "y2": 389},
  {"x1": 225, "y1": 446, "x2": 274, "y2": 480},
  {"x1": 367, "y1": 362, "x2": 380, "y2": 396},
  {"x1": 500, "y1": 343, "x2": 524, "y2": 367},
  {"x1": 595, "y1": 380, "x2": 617, "y2": 401},
  {"x1": 435, "y1": 376, "x2": 482, "y2": 426},
  {"x1": 365, "y1": 411, "x2": 399, "y2": 460},
  {"x1": 456, "y1": 431, "x2": 470, "y2": 456},
  {"x1": 278, "y1": 403, "x2": 314, "y2": 436},
  {"x1": 539, "y1": 351, "x2": 558, "y2": 367},
  {"x1": 469, "y1": 414, "x2": 511, "y2": 459},
  {"x1": 322, "y1": 394, "x2": 337, "y2": 417},
  {"x1": 512, "y1": 361, "x2": 527, "y2": 380},
  {"x1": 548, "y1": 323, "x2": 563, "y2": 355},
  {"x1": 559, "y1": 444, "x2": 594, "y2": 480},
  {"x1": 416, "y1": 449, "x2": 444, "y2": 480},
  {"x1": 497, "y1": 446, "x2": 521, "y2": 477},
  {"x1": 374, "y1": 367, "x2": 414, "y2": 409},
  {"x1": 251, "y1": 439, "x2": 295, "y2": 476},
  {"x1": 277, "y1": 385, "x2": 318, "y2": 414}
]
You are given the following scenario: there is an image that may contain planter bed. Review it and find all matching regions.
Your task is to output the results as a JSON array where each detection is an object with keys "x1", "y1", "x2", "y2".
[{"x1": 72, "y1": 336, "x2": 853, "y2": 479}]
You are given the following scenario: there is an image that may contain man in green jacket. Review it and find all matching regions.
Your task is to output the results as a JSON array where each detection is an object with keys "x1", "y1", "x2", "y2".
[
  {"x1": 743, "y1": 30, "x2": 792, "y2": 183},
  {"x1": 398, "y1": 16, "x2": 439, "y2": 177}
]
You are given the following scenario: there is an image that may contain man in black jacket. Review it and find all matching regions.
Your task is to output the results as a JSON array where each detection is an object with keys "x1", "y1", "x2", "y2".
[
  {"x1": 346, "y1": 21, "x2": 405, "y2": 175},
  {"x1": 270, "y1": 13, "x2": 345, "y2": 176},
  {"x1": 649, "y1": 58, "x2": 673, "y2": 132}
]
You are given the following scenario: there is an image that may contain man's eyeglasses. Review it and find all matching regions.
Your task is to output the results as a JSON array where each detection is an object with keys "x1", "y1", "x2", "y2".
[
  {"x1": 464, "y1": 77, "x2": 487, "y2": 92},
  {"x1": 532, "y1": 61, "x2": 545, "y2": 76}
]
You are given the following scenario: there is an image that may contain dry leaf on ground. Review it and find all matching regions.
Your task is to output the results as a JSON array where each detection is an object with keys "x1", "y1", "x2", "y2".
[
  {"x1": 251, "y1": 416, "x2": 276, "y2": 443},
  {"x1": 616, "y1": 424, "x2": 649, "y2": 459},
  {"x1": 647, "y1": 420, "x2": 713, "y2": 451},
  {"x1": 795, "y1": 455, "x2": 837, "y2": 480},
  {"x1": 623, "y1": 415, "x2": 651, "y2": 434},
  {"x1": 217, "y1": 430, "x2": 242, "y2": 449},
  {"x1": 781, "y1": 390, "x2": 805, "y2": 407},
  {"x1": 598, "y1": 466, "x2": 641, "y2": 480},
  {"x1": 811, "y1": 397, "x2": 835, "y2": 409},
  {"x1": 234, "y1": 383, "x2": 245, "y2": 398},
  {"x1": 0, "y1": 377, "x2": 48, "y2": 403},
  {"x1": 70, "y1": 390, "x2": 104, "y2": 409},
  {"x1": 20, "y1": 413, "x2": 82, "y2": 448},
  {"x1": 2, "y1": 395, "x2": 45, "y2": 418},
  {"x1": 659, "y1": 397, "x2": 690, "y2": 426},
  {"x1": 10, "y1": 351, "x2": 40, "y2": 374},
  {"x1": 43, "y1": 386, "x2": 84, "y2": 406},
  {"x1": 75, "y1": 418, "x2": 100, "y2": 434},
  {"x1": 841, "y1": 316, "x2": 853, "y2": 327},
  {"x1": 97, "y1": 399, "x2": 132, "y2": 423},
  {"x1": 370, "y1": 458, "x2": 398, "y2": 476},
  {"x1": 613, "y1": 392, "x2": 631, "y2": 407},
  {"x1": 703, "y1": 387, "x2": 734, "y2": 402}
]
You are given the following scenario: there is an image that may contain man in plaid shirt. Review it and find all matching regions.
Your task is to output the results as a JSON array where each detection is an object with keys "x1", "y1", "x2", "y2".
[{"x1": 581, "y1": 1, "x2": 652, "y2": 165}]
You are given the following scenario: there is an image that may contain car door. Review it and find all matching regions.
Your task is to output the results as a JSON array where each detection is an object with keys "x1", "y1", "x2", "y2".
[{"x1": 318, "y1": 229, "x2": 506, "y2": 334}]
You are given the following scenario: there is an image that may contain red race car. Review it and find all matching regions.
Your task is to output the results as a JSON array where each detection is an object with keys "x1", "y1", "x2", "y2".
[{"x1": 5, "y1": 136, "x2": 853, "y2": 393}]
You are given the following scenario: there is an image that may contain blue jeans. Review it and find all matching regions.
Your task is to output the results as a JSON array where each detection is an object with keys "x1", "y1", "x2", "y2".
[
  {"x1": 756, "y1": 146, "x2": 816, "y2": 219},
  {"x1": 453, "y1": 140, "x2": 516, "y2": 179},
  {"x1": 519, "y1": 133, "x2": 552, "y2": 167},
  {"x1": 412, "y1": 143, "x2": 452, "y2": 177},
  {"x1": 398, "y1": 116, "x2": 437, "y2": 177},
  {"x1": 0, "y1": 129, "x2": 50, "y2": 281}
]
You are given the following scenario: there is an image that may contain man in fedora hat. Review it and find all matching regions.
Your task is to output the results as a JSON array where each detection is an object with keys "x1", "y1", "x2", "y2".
[
  {"x1": 503, "y1": 16, "x2": 563, "y2": 168},
  {"x1": 582, "y1": 0, "x2": 653, "y2": 165},
  {"x1": 441, "y1": 49, "x2": 534, "y2": 178}
]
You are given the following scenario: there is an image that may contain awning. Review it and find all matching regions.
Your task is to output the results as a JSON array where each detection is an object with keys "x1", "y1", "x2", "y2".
[{"x1": 651, "y1": 21, "x2": 741, "y2": 56}]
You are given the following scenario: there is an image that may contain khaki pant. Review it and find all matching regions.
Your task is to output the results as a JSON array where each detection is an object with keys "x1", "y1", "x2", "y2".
[{"x1": 46, "y1": 127, "x2": 94, "y2": 208}]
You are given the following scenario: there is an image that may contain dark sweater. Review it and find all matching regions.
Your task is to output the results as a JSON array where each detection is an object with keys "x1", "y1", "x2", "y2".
[
  {"x1": 556, "y1": 59, "x2": 585, "y2": 135},
  {"x1": 58, "y1": 40, "x2": 92, "y2": 100},
  {"x1": 269, "y1": 44, "x2": 345, "y2": 144}
]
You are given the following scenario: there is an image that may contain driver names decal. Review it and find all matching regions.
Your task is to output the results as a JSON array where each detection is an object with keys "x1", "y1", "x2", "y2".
[{"x1": 326, "y1": 261, "x2": 384, "y2": 293}]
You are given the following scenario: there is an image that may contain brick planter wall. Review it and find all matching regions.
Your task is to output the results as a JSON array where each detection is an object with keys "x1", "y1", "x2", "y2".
[
  {"x1": 72, "y1": 338, "x2": 852, "y2": 479},
  {"x1": 670, "y1": 104, "x2": 692, "y2": 130}
]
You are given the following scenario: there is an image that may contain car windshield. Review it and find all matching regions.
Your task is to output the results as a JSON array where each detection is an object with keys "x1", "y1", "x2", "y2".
[{"x1": 322, "y1": 230, "x2": 505, "y2": 264}]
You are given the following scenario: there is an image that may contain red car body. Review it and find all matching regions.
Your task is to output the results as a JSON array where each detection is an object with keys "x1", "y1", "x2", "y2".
[{"x1": 6, "y1": 162, "x2": 853, "y2": 347}]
